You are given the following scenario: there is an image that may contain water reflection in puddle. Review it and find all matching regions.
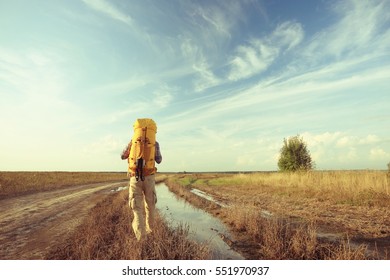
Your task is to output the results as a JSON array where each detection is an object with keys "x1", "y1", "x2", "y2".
[{"x1": 156, "y1": 183, "x2": 244, "y2": 260}]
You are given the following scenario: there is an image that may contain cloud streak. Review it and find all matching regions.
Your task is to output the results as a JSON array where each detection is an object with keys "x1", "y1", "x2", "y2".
[
  {"x1": 82, "y1": 0, "x2": 132, "y2": 26},
  {"x1": 228, "y1": 21, "x2": 304, "y2": 81},
  {"x1": 302, "y1": 0, "x2": 390, "y2": 63}
]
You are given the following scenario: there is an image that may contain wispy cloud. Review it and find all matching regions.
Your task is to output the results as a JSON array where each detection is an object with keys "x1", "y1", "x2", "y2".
[
  {"x1": 186, "y1": 0, "x2": 246, "y2": 40},
  {"x1": 180, "y1": 37, "x2": 221, "y2": 92},
  {"x1": 153, "y1": 84, "x2": 175, "y2": 108},
  {"x1": 90, "y1": 76, "x2": 149, "y2": 96},
  {"x1": 101, "y1": 105, "x2": 147, "y2": 125},
  {"x1": 303, "y1": 0, "x2": 389, "y2": 62},
  {"x1": 100, "y1": 84, "x2": 175, "y2": 125},
  {"x1": 189, "y1": 1, "x2": 238, "y2": 39},
  {"x1": 0, "y1": 47, "x2": 66, "y2": 98},
  {"x1": 228, "y1": 21, "x2": 304, "y2": 81},
  {"x1": 225, "y1": 0, "x2": 389, "y2": 85},
  {"x1": 176, "y1": 1, "x2": 263, "y2": 92},
  {"x1": 82, "y1": 0, "x2": 132, "y2": 26},
  {"x1": 193, "y1": 57, "x2": 221, "y2": 92}
]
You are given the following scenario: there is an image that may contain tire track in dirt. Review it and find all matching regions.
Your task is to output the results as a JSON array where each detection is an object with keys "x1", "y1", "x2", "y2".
[{"x1": 0, "y1": 181, "x2": 126, "y2": 259}]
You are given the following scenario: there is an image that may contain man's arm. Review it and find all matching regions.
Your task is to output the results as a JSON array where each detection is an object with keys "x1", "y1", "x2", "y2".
[
  {"x1": 155, "y1": 142, "x2": 162, "y2": 164},
  {"x1": 121, "y1": 141, "x2": 131, "y2": 160}
]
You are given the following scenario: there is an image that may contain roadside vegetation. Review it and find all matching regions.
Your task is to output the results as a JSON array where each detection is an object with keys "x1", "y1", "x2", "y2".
[
  {"x1": 191, "y1": 171, "x2": 390, "y2": 207},
  {"x1": 0, "y1": 171, "x2": 127, "y2": 199},
  {"x1": 46, "y1": 189, "x2": 210, "y2": 260},
  {"x1": 2, "y1": 171, "x2": 388, "y2": 259},
  {"x1": 166, "y1": 171, "x2": 389, "y2": 259}
]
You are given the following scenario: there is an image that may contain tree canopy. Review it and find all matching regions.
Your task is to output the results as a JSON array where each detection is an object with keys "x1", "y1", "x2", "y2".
[{"x1": 278, "y1": 135, "x2": 314, "y2": 172}]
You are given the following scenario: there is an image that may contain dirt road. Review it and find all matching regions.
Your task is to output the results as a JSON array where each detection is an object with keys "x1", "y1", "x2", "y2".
[{"x1": 0, "y1": 181, "x2": 126, "y2": 259}]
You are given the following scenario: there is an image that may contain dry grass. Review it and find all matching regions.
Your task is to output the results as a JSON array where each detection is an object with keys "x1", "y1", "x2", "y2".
[
  {"x1": 167, "y1": 171, "x2": 390, "y2": 260},
  {"x1": 46, "y1": 189, "x2": 210, "y2": 260},
  {"x1": 3, "y1": 171, "x2": 388, "y2": 259},
  {"x1": 1, "y1": 171, "x2": 209, "y2": 260},
  {"x1": 223, "y1": 204, "x2": 371, "y2": 260},
  {"x1": 197, "y1": 171, "x2": 390, "y2": 206},
  {"x1": 0, "y1": 171, "x2": 128, "y2": 199}
]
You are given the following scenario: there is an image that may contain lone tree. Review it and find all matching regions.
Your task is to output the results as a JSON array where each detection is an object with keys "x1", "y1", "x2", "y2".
[{"x1": 278, "y1": 135, "x2": 314, "y2": 172}]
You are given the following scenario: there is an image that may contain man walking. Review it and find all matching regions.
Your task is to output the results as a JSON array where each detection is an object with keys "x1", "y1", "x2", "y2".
[{"x1": 121, "y1": 118, "x2": 162, "y2": 241}]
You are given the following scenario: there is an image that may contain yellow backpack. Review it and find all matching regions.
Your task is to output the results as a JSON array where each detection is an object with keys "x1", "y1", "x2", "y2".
[{"x1": 128, "y1": 118, "x2": 157, "y2": 181}]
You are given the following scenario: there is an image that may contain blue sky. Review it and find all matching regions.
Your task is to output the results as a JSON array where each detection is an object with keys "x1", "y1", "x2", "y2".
[{"x1": 1, "y1": 0, "x2": 389, "y2": 172}]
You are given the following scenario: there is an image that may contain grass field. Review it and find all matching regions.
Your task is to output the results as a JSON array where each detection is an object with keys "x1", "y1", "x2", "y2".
[
  {"x1": 175, "y1": 171, "x2": 390, "y2": 207},
  {"x1": 1, "y1": 170, "x2": 389, "y2": 259},
  {"x1": 166, "y1": 171, "x2": 390, "y2": 259},
  {"x1": 0, "y1": 171, "x2": 127, "y2": 199}
]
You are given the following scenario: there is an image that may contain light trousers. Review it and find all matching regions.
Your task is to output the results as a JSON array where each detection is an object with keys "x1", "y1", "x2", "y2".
[{"x1": 128, "y1": 174, "x2": 157, "y2": 241}]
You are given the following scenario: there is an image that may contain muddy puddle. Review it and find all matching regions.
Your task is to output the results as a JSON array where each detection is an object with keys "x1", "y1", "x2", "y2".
[{"x1": 155, "y1": 183, "x2": 244, "y2": 260}]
